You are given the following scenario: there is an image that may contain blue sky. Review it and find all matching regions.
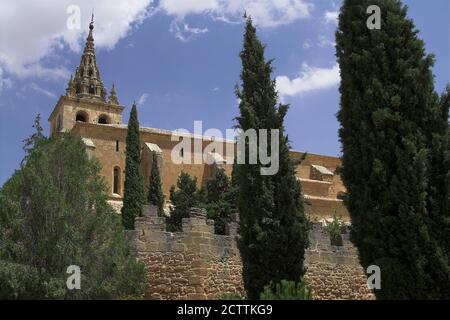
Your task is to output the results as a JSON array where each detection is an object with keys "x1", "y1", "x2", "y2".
[{"x1": 0, "y1": 0, "x2": 449, "y2": 186}]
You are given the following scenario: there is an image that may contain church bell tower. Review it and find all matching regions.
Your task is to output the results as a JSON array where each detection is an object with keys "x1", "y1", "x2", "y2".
[{"x1": 48, "y1": 15, "x2": 124, "y2": 136}]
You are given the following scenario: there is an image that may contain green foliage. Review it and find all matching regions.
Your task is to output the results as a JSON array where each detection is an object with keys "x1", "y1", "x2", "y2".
[
  {"x1": 0, "y1": 130, "x2": 144, "y2": 299},
  {"x1": 336, "y1": 0, "x2": 450, "y2": 298},
  {"x1": 260, "y1": 279, "x2": 312, "y2": 300},
  {"x1": 234, "y1": 17, "x2": 309, "y2": 299},
  {"x1": 22, "y1": 114, "x2": 46, "y2": 163},
  {"x1": 167, "y1": 172, "x2": 199, "y2": 232},
  {"x1": 147, "y1": 153, "x2": 164, "y2": 216},
  {"x1": 322, "y1": 211, "x2": 344, "y2": 244},
  {"x1": 122, "y1": 103, "x2": 145, "y2": 230},
  {"x1": 215, "y1": 292, "x2": 245, "y2": 300},
  {"x1": 200, "y1": 168, "x2": 237, "y2": 235}
]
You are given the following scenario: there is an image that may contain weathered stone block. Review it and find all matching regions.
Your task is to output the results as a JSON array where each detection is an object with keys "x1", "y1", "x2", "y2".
[{"x1": 189, "y1": 276, "x2": 203, "y2": 285}]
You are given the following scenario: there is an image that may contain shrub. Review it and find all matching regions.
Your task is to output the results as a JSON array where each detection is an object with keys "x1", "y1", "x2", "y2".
[{"x1": 260, "y1": 279, "x2": 312, "y2": 300}]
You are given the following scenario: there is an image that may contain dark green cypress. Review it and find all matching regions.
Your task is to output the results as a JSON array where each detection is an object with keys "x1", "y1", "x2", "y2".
[
  {"x1": 121, "y1": 103, "x2": 145, "y2": 230},
  {"x1": 234, "y1": 17, "x2": 309, "y2": 299},
  {"x1": 336, "y1": 0, "x2": 450, "y2": 298},
  {"x1": 147, "y1": 152, "x2": 164, "y2": 216},
  {"x1": 427, "y1": 87, "x2": 450, "y2": 264}
]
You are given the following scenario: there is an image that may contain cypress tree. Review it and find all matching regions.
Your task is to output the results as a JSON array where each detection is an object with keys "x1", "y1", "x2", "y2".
[
  {"x1": 336, "y1": 0, "x2": 450, "y2": 298},
  {"x1": 147, "y1": 152, "x2": 164, "y2": 216},
  {"x1": 234, "y1": 17, "x2": 309, "y2": 299},
  {"x1": 427, "y1": 87, "x2": 450, "y2": 263},
  {"x1": 121, "y1": 103, "x2": 145, "y2": 230}
]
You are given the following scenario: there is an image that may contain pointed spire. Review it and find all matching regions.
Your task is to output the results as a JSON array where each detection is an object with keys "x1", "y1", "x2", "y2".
[
  {"x1": 65, "y1": 74, "x2": 75, "y2": 97},
  {"x1": 109, "y1": 83, "x2": 119, "y2": 105},
  {"x1": 70, "y1": 15, "x2": 106, "y2": 102},
  {"x1": 90, "y1": 12, "x2": 94, "y2": 29}
]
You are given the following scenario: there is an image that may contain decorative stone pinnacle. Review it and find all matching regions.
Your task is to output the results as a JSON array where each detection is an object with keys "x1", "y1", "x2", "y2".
[{"x1": 109, "y1": 83, "x2": 119, "y2": 105}]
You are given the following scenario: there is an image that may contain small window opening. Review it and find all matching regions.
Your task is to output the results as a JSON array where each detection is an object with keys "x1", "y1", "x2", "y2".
[
  {"x1": 98, "y1": 115, "x2": 109, "y2": 124},
  {"x1": 113, "y1": 167, "x2": 120, "y2": 195},
  {"x1": 76, "y1": 112, "x2": 87, "y2": 122}
]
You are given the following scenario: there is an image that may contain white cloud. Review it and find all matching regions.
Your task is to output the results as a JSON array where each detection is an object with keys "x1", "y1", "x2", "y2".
[
  {"x1": 137, "y1": 93, "x2": 149, "y2": 106},
  {"x1": 160, "y1": 0, "x2": 313, "y2": 29},
  {"x1": 0, "y1": 0, "x2": 154, "y2": 80},
  {"x1": 324, "y1": 10, "x2": 339, "y2": 24},
  {"x1": 160, "y1": 0, "x2": 219, "y2": 17},
  {"x1": 318, "y1": 35, "x2": 335, "y2": 48},
  {"x1": 0, "y1": 67, "x2": 13, "y2": 93},
  {"x1": 30, "y1": 82, "x2": 56, "y2": 99},
  {"x1": 276, "y1": 62, "x2": 340, "y2": 98},
  {"x1": 170, "y1": 20, "x2": 209, "y2": 42},
  {"x1": 303, "y1": 40, "x2": 312, "y2": 49}
]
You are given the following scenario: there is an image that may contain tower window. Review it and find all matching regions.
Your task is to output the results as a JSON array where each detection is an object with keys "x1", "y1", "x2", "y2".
[
  {"x1": 88, "y1": 68, "x2": 93, "y2": 77},
  {"x1": 180, "y1": 148, "x2": 184, "y2": 157},
  {"x1": 116, "y1": 140, "x2": 119, "y2": 152},
  {"x1": 98, "y1": 115, "x2": 110, "y2": 124},
  {"x1": 75, "y1": 111, "x2": 88, "y2": 123},
  {"x1": 113, "y1": 167, "x2": 121, "y2": 195},
  {"x1": 89, "y1": 84, "x2": 95, "y2": 95}
]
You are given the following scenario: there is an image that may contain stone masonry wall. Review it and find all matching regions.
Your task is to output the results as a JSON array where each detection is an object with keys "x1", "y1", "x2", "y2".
[
  {"x1": 132, "y1": 206, "x2": 244, "y2": 300},
  {"x1": 304, "y1": 223, "x2": 375, "y2": 300},
  {"x1": 132, "y1": 206, "x2": 374, "y2": 300}
]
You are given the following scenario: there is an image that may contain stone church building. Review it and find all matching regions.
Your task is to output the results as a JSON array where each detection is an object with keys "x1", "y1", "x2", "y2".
[
  {"x1": 48, "y1": 21, "x2": 348, "y2": 223},
  {"x1": 46, "y1": 21, "x2": 377, "y2": 300}
]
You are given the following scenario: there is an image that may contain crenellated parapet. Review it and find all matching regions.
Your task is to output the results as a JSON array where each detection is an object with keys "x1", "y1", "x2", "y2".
[
  {"x1": 133, "y1": 206, "x2": 243, "y2": 300},
  {"x1": 132, "y1": 205, "x2": 374, "y2": 300}
]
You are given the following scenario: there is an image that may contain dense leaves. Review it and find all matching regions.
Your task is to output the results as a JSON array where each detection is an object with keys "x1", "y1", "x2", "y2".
[
  {"x1": 121, "y1": 103, "x2": 145, "y2": 230},
  {"x1": 336, "y1": 0, "x2": 450, "y2": 299},
  {"x1": 147, "y1": 153, "x2": 164, "y2": 216},
  {"x1": 234, "y1": 17, "x2": 309, "y2": 299},
  {"x1": 200, "y1": 168, "x2": 237, "y2": 235},
  {"x1": 0, "y1": 123, "x2": 144, "y2": 299},
  {"x1": 167, "y1": 172, "x2": 199, "y2": 232}
]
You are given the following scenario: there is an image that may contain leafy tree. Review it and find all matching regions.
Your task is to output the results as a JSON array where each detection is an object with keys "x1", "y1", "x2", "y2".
[
  {"x1": 0, "y1": 130, "x2": 144, "y2": 299},
  {"x1": 336, "y1": 0, "x2": 450, "y2": 299},
  {"x1": 234, "y1": 17, "x2": 309, "y2": 299},
  {"x1": 22, "y1": 114, "x2": 46, "y2": 161},
  {"x1": 167, "y1": 172, "x2": 199, "y2": 232},
  {"x1": 323, "y1": 212, "x2": 344, "y2": 246},
  {"x1": 147, "y1": 152, "x2": 164, "y2": 216},
  {"x1": 260, "y1": 279, "x2": 312, "y2": 300},
  {"x1": 200, "y1": 168, "x2": 237, "y2": 235},
  {"x1": 121, "y1": 103, "x2": 145, "y2": 229}
]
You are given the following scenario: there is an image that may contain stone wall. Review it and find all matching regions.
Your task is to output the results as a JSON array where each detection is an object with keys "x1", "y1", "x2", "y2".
[
  {"x1": 131, "y1": 206, "x2": 244, "y2": 300},
  {"x1": 304, "y1": 223, "x2": 375, "y2": 300},
  {"x1": 132, "y1": 206, "x2": 374, "y2": 300}
]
